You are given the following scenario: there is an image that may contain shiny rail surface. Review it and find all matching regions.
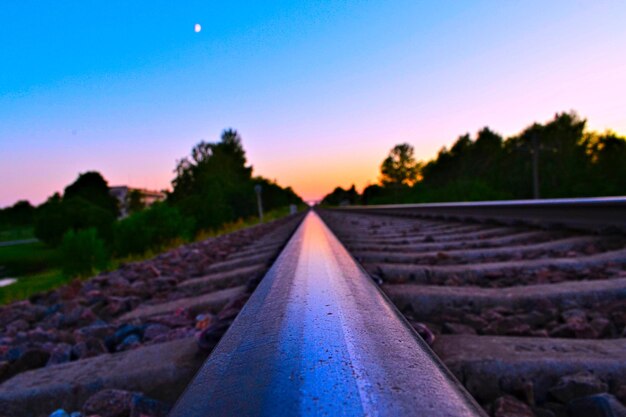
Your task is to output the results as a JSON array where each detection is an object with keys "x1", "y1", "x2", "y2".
[
  {"x1": 169, "y1": 211, "x2": 486, "y2": 417},
  {"x1": 337, "y1": 197, "x2": 626, "y2": 233}
]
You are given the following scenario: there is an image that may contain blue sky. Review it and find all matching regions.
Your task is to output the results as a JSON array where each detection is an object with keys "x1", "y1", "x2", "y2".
[{"x1": 1, "y1": 1, "x2": 625, "y2": 205}]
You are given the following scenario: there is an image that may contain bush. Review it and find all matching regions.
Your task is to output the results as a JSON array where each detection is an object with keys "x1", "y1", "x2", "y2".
[
  {"x1": 35, "y1": 195, "x2": 116, "y2": 246},
  {"x1": 0, "y1": 200, "x2": 35, "y2": 228},
  {"x1": 113, "y1": 203, "x2": 193, "y2": 257},
  {"x1": 60, "y1": 228, "x2": 108, "y2": 277}
]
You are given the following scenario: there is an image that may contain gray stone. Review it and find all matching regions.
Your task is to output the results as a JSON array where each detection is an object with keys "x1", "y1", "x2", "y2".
[
  {"x1": 7, "y1": 349, "x2": 50, "y2": 379},
  {"x1": 384, "y1": 278, "x2": 626, "y2": 318},
  {"x1": 177, "y1": 264, "x2": 265, "y2": 292},
  {"x1": 492, "y1": 395, "x2": 534, "y2": 417},
  {"x1": 82, "y1": 389, "x2": 133, "y2": 417},
  {"x1": 359, "y1": 235, "x2": 599, "y2": 265},
  {"x1": 567, "y1": 393, "x2": 626, "y2": 417},
  {"x1": 0, "y1": 338, "x2": 207, "y2": 417},
  {"x1": 120, "y1": 286, "x2": 244, "y2": 321},
  {"x1": 410, "y1": 322, "x2": 436, "y2": 345},
  {"x1": 116, "y1": 335, "x2": 141, "y2": 352},
  {"x1": 590, "y1": 318, "x2": 612, "y2": 338},
  {"x1": 129, "y1": 393, "x2": 169, "y2": 417},
  {"x1": 142, "y1": 324, "x2": 170, "y2": 341},
  {"x1": 47, "y1": 344, "x2": 72, "y2": 366},
  {"x1": 113, "y1": 323, "x2": 142, "y2": 342},
  {"x1": 376, "y1": 247, "x2": 626, "y2": 283},
  {"x1": 6, "y1": 319, "x2": 29, "y2": 335},
  {"x1": 201, "y1": 253, "x2": 273, "y2": 275},
  {"x1": 549, "y1": 372, "x2": 608, "y2": 403},
  {"x1": 432, "y1": 335, "x2": 626, "y2": 404},
  {"x1": 71, "y1": 338, "x2": 107, "y2": 360},
  {"x1": 74, "y1": 323, "x2": 114, "y2": 342}
]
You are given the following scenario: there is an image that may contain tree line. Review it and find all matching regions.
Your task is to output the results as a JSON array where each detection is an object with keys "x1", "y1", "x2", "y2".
[
  {"x1": 1, "y1": 129, "x2": 302, "y2": 276},
  {"x1": 321, "y1": 112, "x2": 626, "y2": 206}
]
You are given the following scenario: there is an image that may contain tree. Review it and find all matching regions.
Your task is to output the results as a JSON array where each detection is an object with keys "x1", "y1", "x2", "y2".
[
  {"x1": 501, "y1": 112, "x2": 588, "y2": 198},
  {"x1": 322, "y1": 110, "x2": 624, "y2": 205},
  {"x1": 0, "y1": 200, "x2": 35, "y2": 228},
  {"x1": 471, "y1": 128, "x2": 503, "y2": 178},
  {"x1": 252, "y1": 177, "x2": 303, "y2": 209},
  {"x1": 320, "y1": 185, "x2": 360, "y2": 206},
  {"x1": 169, "y1": 129, "x2": 303, "y2": 231},
  {"x1": 583, "y1": 131, "x2": 626, "y2": 195},
  {"x1": 34, "y1": 172, "x2": 118, "y2": 246},
  {"x1": 33, "y1": 194, "x2": 67, "y2": 245},
  {"x1": 64, "y1": 171, "x2": 119, "y2": 217},
  {"x1": 358, "y1": 184, "x2": 380, "y2": 205},
  {"x1": 169, "y1": 129, "x2": 256, "y2": 231},
  {"x1": 380, "y1": 143, "x2": 420, "y2": 186}
]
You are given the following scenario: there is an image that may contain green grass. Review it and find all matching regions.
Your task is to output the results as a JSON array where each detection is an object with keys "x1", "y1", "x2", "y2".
[
  {"x1": 0, "y1": 205, "x2": 305, "y2": 305},
  {"x1": 195, "y1": 205, "x2": 303, "y2": 240},
  {"x1": 0, "y1": 242, "x2": 66, "y2": 305},
  {"x1": 0, "y1": 226, "x2": 34, "y2": 242},
  {"x1": 0, "y1": 242, "x2": 60, "y2": 276},
  {"x1": 113, "y1": 205, "x2": 303, "y2": 267},
  {"x1": 0, "y1": 269, "x2": 69, "y2": 304}
]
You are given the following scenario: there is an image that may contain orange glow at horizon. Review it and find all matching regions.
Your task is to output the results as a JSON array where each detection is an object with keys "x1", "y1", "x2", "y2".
[
  {"x1": 249, "y1": 148, "x2": 384, "y2": 203},
  {"x1": 283, "y1": 165, "x2": 380, "y2": 203}
]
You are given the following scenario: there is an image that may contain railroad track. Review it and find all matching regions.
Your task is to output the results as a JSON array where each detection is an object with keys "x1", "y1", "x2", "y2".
[
  {"x1": 170, "y1": 198, "x2": 625, "y2": 417},
  {"x1": 1, "y1": 198, "x2": 624, "y2": 417},
  {"x1": 318, "y1": 198, "x2": 626, "y2": 417}
]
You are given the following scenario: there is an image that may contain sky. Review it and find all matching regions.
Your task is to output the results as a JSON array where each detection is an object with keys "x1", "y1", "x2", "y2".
[{"x1": 1, "y1": 1, "x2": 625, "y2": 206}]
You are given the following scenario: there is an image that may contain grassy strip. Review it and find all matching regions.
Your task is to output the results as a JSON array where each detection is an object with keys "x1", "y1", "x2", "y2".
[
  {"x1": 0, "y1": 226, "x2": 35, "y2": 243},
  {"x1": 0, "y1": 242, "x2": 60, "y2": 276},
  {"x1": 0, "y1": 269, "x2": 69, "y2": 305},
  {"x1": 195, "y1": 205, "x2": 298, "y2": 240},
  {"x1": 113, "y1": 205, "x2": 301, "y2": 266},
  {"x1": 0, "y1": 206, "x2": 304, "y2": 305}
]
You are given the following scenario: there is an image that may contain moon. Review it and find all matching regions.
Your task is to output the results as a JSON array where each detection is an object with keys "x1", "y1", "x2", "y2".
[{"x1": 194, "y1": 23, "x2": 202, "y2": 33}]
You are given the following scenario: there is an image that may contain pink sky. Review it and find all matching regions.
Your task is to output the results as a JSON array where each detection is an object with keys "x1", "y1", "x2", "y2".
[{"x1": 1, "y1": 1, "x2": 625, "y2": 206}]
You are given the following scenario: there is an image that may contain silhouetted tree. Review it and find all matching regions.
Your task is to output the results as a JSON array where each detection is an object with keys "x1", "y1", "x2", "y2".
[
  {"x1": 321, "y1": 185, "x2": 359, "y2": 206},
  {"x1": 380, "y1": 143, "x2": 420, "y2": 186},
  {"x1": 63, "y1": 171, "x2": 119, "y2": 217},
  {"x1": 0, "y1": 200, "x2": 35, "y2": 228},
  {"x1": 170, "y1": 129, "x2": 302, "y2": 232},
  {"x1": 583, "y1": 131, "x2": 626, "y2": 195},
  {"x1": 34, "y1": 172, "x2": 117, "y2": 245},
  {"x1": 169, "y1": 129, "x2": 254, "y2": 231},
  {"x1": 361, "y1": 184, "x2": 384, "y2": 205},
  {"x1": 321, "y1": 111, "x2": 625, "y2": 206},
  {"x1": 252, "y1": 178, "x2": 302, "y2": 209}
]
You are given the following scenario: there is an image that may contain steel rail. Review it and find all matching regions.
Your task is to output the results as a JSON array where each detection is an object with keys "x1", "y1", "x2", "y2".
[
  {"x1": 336, "y1": 196, "x2": 626, "y2": 233},
  {"x1": 169, "y1": 211, "x2": 486, "y2": 417}
]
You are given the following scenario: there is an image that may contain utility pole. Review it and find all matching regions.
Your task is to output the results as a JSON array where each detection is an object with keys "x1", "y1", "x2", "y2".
[
  {"x1": 254, "y1": 184, "x2": 264, "y2": 223},
  {"x1": 531, "y1": 133, "x2": 540, "y2": 199}
]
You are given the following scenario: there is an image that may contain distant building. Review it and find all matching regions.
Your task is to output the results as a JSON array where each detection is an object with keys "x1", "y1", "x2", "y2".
[{"x1": 109, "y1": 186, "x2": 166, "y2": 217}]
